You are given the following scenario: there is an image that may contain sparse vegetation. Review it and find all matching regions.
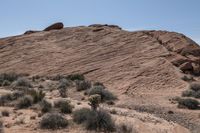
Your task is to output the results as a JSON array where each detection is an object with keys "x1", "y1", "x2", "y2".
[
  {"x1": 28, "y1": 89, "x2": 45, "y2": 103},
  {"x1": 40, "y1": 99, "x2": 52, "y2": 113},
  {"x1": 88, "y1": 94, "x2": 101, "y2": 110},
  {"x1": 16, "y1": 95, "x2": 33, "y2": 109},
  {"x1": 73, "y1": 108, "x2": 92, "y2": 124},
  {"x1": 189, "y1": 82, "x2": 200, "y2": 92},
  {"x1": 54, "y1": 99, "x2": 73, "y2": 114},
  {"x1": 0, "y1": 72, "x2": 19, "y2": 86},
  {"x1": 85, "y1": 109, "x2": 115, "y2": 132},
  {"x1": 67, "y1": 74, "x2": 85, "y2": 81},
  {"x1": 40, "y1": 113, "x2": 68, "y2": 129},
  {"x1": 93, "y1": 81, "x2": 105, "y2": 88},
  {"x1": 116, "y1": 122, "x2": 133, "y2": 133},
  {"x1": 75, "y1": 80, "x2": 91, "y2": 91},
  {"x1": 58, "y1": 78, "x2": 69, "y2": 98},
  {"x1": 1, "y1": 110, "x2": 9, "y2": 117},
  {"x1": 11, "y1": 77, "x2": 32, "y2": 88},
  {"x1": 181, "y1": 75, "x2": 194, "y2": 82},
  {"x1": 178, "y1": 98, "x2": 199, "y2": 109},
  {"x1": 0, "y1": 91, "x2": 24, "y2": 106},
  {"x1": 88, "y1": 86, "x2": 116, "y2": 102},
  {"x1": 1, "y1": 80, "x2": 11, "y2": 86}
]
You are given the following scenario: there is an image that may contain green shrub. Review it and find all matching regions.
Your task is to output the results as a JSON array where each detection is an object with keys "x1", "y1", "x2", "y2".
[
  {"x1": 1, "y1": 80, "x2": 11, "y2": 86},
  {"x1": 73, "y1": 108, "x2": 92, "y2": 124},
  {"x1": 28, "y1": 89, "x2": 45, "y2": 103},
  {"x1": 189, "y1": 82, "x2": 200, "y2": 91},
  {"x1": 67, "y1": 74, "x2": 85, "y2": 81},
  {"x1": 88, "y1": 94, "x2": 101, "y2": 110},
  {"x1": 93, "y1": 82, "x2": 105, "y2": 88},
  {"x1": 58, "y1": 79, "x2": 69, "y2": 98},
  {"x1": 54, "y1": 100, "x2": 73, "y2": 114},
  {"x1": 40, "y1": 113, "x2": 68, "y2": 129},
  {"x1": 12, "y1": 78, "x2": 32, "y2": 88},
  {"x1": 1, "y1": 110, "x2": 9, "y2": 117},
  {"x1": 88, "y1": 86, "x2": 116, "y2": 102},
  {"x1": 85, "y1": 109, "x2": 115, "y2": 132},
  {"x1": 0, "y1": 91, "x2": 24, "y2": 106},
  {"x1": 182, "y1": 90, "x2": 200, "y2": 98},
  {"x1": 76, "y1": 80, "x2": 91, "y2": 91},
  {"x1": 178, "y1": 98, "x2": 199, "y2": 109},
  {"x1": 40, "y1": 100, "x2": 52, "y2": 113},
  {"x1": 16, "y1": 95, "x2": 33, "y2": 109}
]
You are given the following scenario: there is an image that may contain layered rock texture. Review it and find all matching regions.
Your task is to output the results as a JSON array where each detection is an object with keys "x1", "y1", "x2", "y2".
[{"x1": 0, "y1": 24, "x2": 200, "y2": 132}]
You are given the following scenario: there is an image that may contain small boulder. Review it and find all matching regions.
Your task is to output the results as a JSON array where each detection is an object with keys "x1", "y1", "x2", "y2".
[
  {"x1": 179, "y1": 62, "x2": 193, "y2": 73},
  {"x1": 24, "y1": 30, "x2": 39, "y2": 35},
  {"x1": 44, "y1": 22, "x2": 64, "y2": 31}
]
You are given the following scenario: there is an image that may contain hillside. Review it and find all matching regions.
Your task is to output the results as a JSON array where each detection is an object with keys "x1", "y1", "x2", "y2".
[{"x1": 0, "y1": 24, "x2": 200, "y2": 133}]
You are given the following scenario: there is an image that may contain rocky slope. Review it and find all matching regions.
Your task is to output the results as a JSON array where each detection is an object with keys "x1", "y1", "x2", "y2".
[{"x1": 0, "y1": 24, "x2": 200, "y2": 132}]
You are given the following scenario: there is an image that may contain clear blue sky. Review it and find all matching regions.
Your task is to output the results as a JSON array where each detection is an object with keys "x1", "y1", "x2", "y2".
[{"x1": 0, "y1": 0, "x2": 199, "y2": 44}]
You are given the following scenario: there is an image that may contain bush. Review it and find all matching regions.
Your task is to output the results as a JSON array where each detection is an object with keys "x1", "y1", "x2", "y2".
[
  {"x1": 58, "y1": 79, "x2": 69, "y2": 98},
  {"x1": 76, "y1": 80, "x2": 91, "y2": 91},
  {"x1": 11, "y1": 78, "x2": 32, "y2": 88},
  {"x1": 88, "y1": 86, "x2": 116, "y2": 102},
  {"x1": 40, "y1": 113, "x2": 68, "y2": 129},
  {"x1": 116, "y1": 123, "x2": 133, "y2": 133},
  {"x1": 73, "y1": 108, "x2": 92, "y2": 124},
  {"x1": 67, "y1": 74, "x2": 85, "y2": 81},
  {"x1": 182, "y1": 90, "x2": 200, "y2": 98},
  {"x1": 93, "y1": 82, "x2": 105, "y2": 88},
  {"x1": 28, "y1": 89, "x2": 45, "y2": 103},
  {"x1": 0, "y1": 72, "x2": 19, "y2": 84},
  {"x1": 0, "y1": 91, "x2": 24, "y2": 106},
  {"x1": 54, "y1": 100, "x2": 73, "y2": 114},
  {"x1": 16, "y1": 95, "x2": 33, "y2": 109},
  {"x1": 0, "y1": 120, "x2": 3, "y2": 133},
  {"x1": 181, "y1": 75, "x2": 194, "y2": 82},
  {"x1": 40, "y1": 100, "x2": 52, "y2": 113},
  {"x1": 85, "y1": 109, "x2": 115, "y2": 132},
  {"x1": 88, "y1": 94, "x2": 101, "y2": 110},
  {"x1": 178, "y1": 98, "x2": 199, "y2": 109},
  {"x1": 1, "y1": 80, "x2": 11, "y2": 86},
  {"x1": 1, "y1": 110, "x2": 9, "y2": 117},
  {"x1": 189, "y1": 82, "x2": 200, "y2": 91}
]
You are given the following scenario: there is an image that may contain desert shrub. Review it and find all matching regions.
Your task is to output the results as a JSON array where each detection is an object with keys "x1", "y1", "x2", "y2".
[
  {"x1": 16, "y1": 95, "x2": 33, "y2": 109},
  {"x1": 40, "y1": 99, "x2": 52, "y2": 113},
  {"x1": 1, "y1": 80, "x2": 11, "y2": 86},
  {"x1": 1, "y1": 110, "x2": 9, "y2": 117},
  {"x1": 85, "y1": 109, "x2": 115, "y2": 132},
  {"x1": 93, "y1": 82, "x2": 105, "y2": 88},
  {"x1": 51, "y1": 74, "x2": 66, "y2": 81},
  {"x1": 88, "y1": 94, "x2": 101, "y2": 110},
  {"x1": 40, "y1": 113, "x2": 68, "y2": 129},
  {"x1": 0, "y1": 91, "x2": 24, "y2": 106},
  {"x1": 0, "y1": 120, "x2": 3, "y2": 133},
  {"x1": 11, "y1": 78, "x2": 32, "y2": 88},
  {"x1": 58, "y1": 79, "x2": 69, "y2": 98},
  {"x1": 67, "y1": 74, "x2": 85, "y2": 81},
  {"x1": 0, "y1": 72, "x2": 19, "y2": 84},
  {"x1": 73, "y1": 108, "x2": 92, "y2": 124},
  {"x1": 178, "y1": 98, "x2": 199, "y2": 109},
  {"x1": 88, "y1": 86, "x2": 116, "y2": 102},
  {"x1": 181, "y1": 75, "x2": 194, "y2": 82},
  {"x1": 28, "y1": 89, "x2": 45, "y2": 103},
  {"x1": 54, "y1": 100, "x2": 73, "y2": 114},
  {"x1": 116, "y1": 123, "x2": 133, "y2": 133},
  {"x1": 189, "y1": 82, "x2": 200, "y2": 92},
  {"x1": 182, "y1": 90, "x2": 200, "y2": 98},
  {"x1": 76, "y1": 80, "x2": 91, "y2": 91}
]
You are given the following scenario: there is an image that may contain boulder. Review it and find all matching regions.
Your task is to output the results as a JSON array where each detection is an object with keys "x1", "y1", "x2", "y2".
[
  {"x1": 44, "y1": 22, "x2": 64, "y2": 31},
  {"x1": 24, "y1": 30, "x2": 39, "y2": 35},
  {"x1": 179, "y1": 62, "x2": 193, "y2": 73}
]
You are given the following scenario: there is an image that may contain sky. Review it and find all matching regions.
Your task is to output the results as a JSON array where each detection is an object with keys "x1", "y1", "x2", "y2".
[{"x1": 0, "y1": 0, "x2": 199, "y2": 44}]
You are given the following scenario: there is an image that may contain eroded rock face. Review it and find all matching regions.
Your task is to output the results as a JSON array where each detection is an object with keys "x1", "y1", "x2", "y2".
[
  {"x1": 179, "y1": 62, "x2": 193, "y2": 73},
  {"x1": 43, "y1": 22, "x2": 64, "y2": 31}
]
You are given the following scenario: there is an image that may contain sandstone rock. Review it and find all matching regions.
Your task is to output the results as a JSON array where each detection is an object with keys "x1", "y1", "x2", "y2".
[
  {"x1": 24, "y1": 30, "x2": 39, "y2": 35},
  {"x1": 43, "y1": 22, "x2": 64, "y2": 31},
  {"x1": 179, "y1": 62, "x2": 193, "y2": 72}
]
